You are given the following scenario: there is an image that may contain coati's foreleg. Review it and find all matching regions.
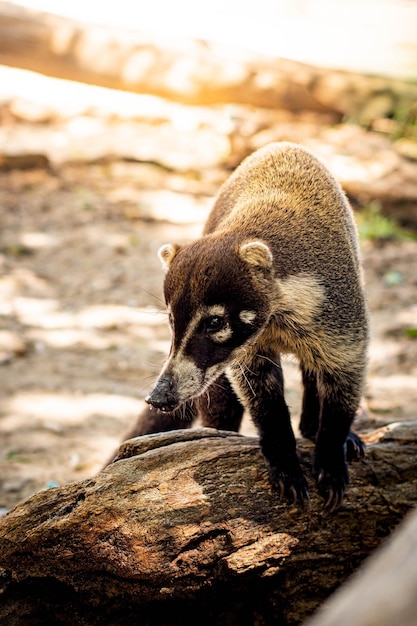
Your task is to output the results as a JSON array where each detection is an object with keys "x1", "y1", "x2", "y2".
[
  {"x1": 314, "y1": 368, "x2": 365, "y2": 510},
  {"x1": 197, "y1": 373, "x2": 244, "y2": 432},
  {"x1": 230, "y1": 353, "x2": 309, "y2": 506}
]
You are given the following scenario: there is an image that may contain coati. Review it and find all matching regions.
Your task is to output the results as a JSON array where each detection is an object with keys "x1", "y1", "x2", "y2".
[{"x1": 137, "y1": 142, "x2": 369, "y2": 510}]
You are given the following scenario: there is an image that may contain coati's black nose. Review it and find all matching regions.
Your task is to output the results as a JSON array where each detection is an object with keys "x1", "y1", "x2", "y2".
[{"x1": 145, "y1": 376, "x2": 178, "y2": 412}]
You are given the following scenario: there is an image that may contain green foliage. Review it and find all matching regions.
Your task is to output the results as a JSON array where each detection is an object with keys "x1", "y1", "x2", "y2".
[
  {"x1": 1, "y1": 244, "x2": 33, "y2": 257},
  {"x1": 5, "y1": 450, "x2": 30, "y2": 463},
  {"x1": 392, "y1": 102, "x2": 417, "y2": 141},
  {"x1": 356, "y1": 202, "x2": 416, "y2": 242}
]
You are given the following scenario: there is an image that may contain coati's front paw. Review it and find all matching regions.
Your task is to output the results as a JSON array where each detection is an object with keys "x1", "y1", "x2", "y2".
[
  {"x1": 267, "y1": 463, "x2": 309, "y2": 507},
  {"x1": 314, "y1": 460, "x2": 349, "y2": 512}
]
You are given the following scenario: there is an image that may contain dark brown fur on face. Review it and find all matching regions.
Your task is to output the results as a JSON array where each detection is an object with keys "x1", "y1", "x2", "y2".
[{"x1": 133, "y1": 142, "x2": 369, "y2": 510}]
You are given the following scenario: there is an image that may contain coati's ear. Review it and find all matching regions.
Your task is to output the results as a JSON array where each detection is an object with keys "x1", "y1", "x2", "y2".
[
  {"x1": 238, "y1": 241, "x2": 273, "y2": 270},
  {"x1": 158, "y1": 244, "x2": 180, "y2": 270}
]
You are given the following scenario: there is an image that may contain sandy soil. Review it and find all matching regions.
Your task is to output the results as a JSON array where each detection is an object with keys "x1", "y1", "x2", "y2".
[{"x1": 1, "y1": 159, "x2": 416, "y2": 513}]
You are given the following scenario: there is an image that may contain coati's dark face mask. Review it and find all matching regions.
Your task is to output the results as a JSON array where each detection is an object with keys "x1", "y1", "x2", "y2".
[{"x1": 145, "y1": 236, "x2": 273, "y2": 413}]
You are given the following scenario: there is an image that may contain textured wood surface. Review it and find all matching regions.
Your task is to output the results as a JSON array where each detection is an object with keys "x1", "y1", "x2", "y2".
[{"x1": 1, "y1": 423, "x2": 417, "y2": 624}]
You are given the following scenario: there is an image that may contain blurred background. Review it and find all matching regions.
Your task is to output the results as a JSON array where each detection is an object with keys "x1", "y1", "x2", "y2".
[{"x1": 0, "y1": 0, "x2": 416, "y2": 513}]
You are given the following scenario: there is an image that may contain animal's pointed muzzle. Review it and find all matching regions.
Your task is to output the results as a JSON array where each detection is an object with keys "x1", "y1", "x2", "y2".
[{"x1": 145, "y1": 376, "x2": 178, "y2": 413}]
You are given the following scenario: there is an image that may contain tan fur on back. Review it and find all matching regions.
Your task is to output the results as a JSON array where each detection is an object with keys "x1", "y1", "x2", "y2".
[{"x1": 205, "y1": 142, "x2": 368, "y2": 393}]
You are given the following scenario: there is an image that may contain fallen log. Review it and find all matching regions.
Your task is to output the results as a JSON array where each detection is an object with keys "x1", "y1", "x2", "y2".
[
  {"x1": 304, "y1": 506, "x2": 417, "y2": 626},
  {"x1": 0, "y1": 421, "x2": 416, "y2": 625},
  {"x1": 0, "y1": 1, "x2": 416, "y2": 122}
]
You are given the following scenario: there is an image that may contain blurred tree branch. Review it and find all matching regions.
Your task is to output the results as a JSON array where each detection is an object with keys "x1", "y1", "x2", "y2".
[{"x1": 0, "y1": 1, "x2": 416, "y2": 123}]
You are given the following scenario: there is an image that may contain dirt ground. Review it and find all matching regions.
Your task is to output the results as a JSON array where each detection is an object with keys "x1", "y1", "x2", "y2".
[{"x1": 1, "y1": 153, "x2": 417, "y2": 515}]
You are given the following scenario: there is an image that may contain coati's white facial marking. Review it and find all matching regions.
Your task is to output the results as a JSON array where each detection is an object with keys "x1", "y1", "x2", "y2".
[
  {"x1": 175, "y1": 304, "x2": 232, "y2": 347},
  {"x1": 211, "y1": 326, "x2": 233, "y2": 343},
  {"x1": 239, "y1": 310, "x2": 257, "y2": 325},
  {"x1": 206, "y1": 361, "x2": 229, "y2": 385},
  {"x1": 206, "y1": 305, "x2": 226, "y2": 317},
  {"x1": 175, "y1": 304, "x2": 229, "y2": 351},
  {"x1": 158, "y1": 303, "x2": 235, "y2": 404},
  {"x1": 170, "y1": 356, "x2": 204, "y2": 398},
  {"x1": 205, "y1": 305, "x2": 232, "y2": 343}
]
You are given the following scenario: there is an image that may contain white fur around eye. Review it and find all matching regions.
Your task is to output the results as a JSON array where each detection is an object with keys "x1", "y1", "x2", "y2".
[
  {"x1": 206, "y1": 305, "x2": 226, "y2": 317},
  {"x1": 204, "y1": 305, "x2": 231, "y2": 342},
  {"x1": 211, "y1": 326, "x2": 233, "y2": 343},
  {"x1": 239, "y1": 310, "x2": 257, "y2": 325}
]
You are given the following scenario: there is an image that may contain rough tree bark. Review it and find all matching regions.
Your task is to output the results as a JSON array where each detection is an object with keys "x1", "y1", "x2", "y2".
[
  {"x1": 305, "y1": 506, "x2": 417, "y2": 626},
  {"x1": 0, "y1": 1, "x2": 416, "y2": 122},
  {"x1": 0, "y1": 421, "x2": 417, "y2": 625}
]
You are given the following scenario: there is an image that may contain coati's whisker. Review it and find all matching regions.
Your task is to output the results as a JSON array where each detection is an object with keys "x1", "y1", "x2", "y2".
[
  {"x1": 210, "y1": 380, "x2": 228, "y2": 393},
  {"x1": 238, "y1": 360, "x2": 259, "y2": 379},
  {"x1": 137, "y1": 285, "x2": 166, "y2": 306},
  {"x1": 255, "y1": 353, "x2": 281, "y2": 369},
  {"x1": 182, "y1": 399, "x2": 196, "y2": 421},
  {"x1": 138, "y1": 379, "x2": 158, "y2": 394},
  {"x1": 144, "y1": 360, "x2": 167, "y2": 368},
  {"x1": 237, "y1": 361, "x2": 256, "y2": 398}
]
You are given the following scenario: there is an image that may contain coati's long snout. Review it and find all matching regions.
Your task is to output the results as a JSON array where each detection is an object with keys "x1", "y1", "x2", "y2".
[
  {"x1": 145, "y1": 356, "x2": 206, "y2": 413},
  {"x1": 146, "y1": 375, "x2": 177, "y2": 412}
]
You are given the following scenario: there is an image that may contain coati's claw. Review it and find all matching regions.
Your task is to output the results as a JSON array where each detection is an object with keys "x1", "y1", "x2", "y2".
[
  {"x1": 289, "y1": 486, "x2": 298, "y2": 505},
  {"x1": 277, "y1": 479, "x2": 286, "y2": 501},
  {"x1": 324, "y1": 487, "x2": 343, "y2": 512},
  {"x1": 345, "y1": 431, "x2": 366, "y2": 462},
  {"x1": 318, "y1": 432, "x2": 365, "y2": 510},
  {"x1": 269, "y1": 467, "x2": 309, "y2": 508},
  {"x1": 316, "y1": 467, "x2": 348, "y2": 512}
]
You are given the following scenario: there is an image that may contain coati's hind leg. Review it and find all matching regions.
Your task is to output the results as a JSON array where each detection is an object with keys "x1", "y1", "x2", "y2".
[
  {"x1": 299, "y1": 367, "x2": 320, "y2": 441},
  {"x1": 196, "y1": 373, "x2": 244, "y2": 432},
  {"x1": 103, "y1": 402, "x2": 197, "y2": 466},
  {"x1": 123, "y1": 373, "x2": 243, "y2": 442},
  {"x1": 300, "y1": 366, "x2": 365, "y2": 462},
  {"x1": 122, "y1": 402, "x2": 197, "y2": 439},
  {"x1": 314, "y1": 368, "x2": 365, "y2": 510}
]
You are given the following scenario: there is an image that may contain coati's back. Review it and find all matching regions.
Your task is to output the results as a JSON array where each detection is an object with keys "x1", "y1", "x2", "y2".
[{"x1": 204, "y1": 142, "x2": 362, "y2": 279}]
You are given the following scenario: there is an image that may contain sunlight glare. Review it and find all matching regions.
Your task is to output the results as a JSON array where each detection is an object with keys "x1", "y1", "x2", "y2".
[
  {"x1": 13, "y1": 0, "x2": 417, "y2": 79},
  {"x1": 20, "y1": 232, "x2": 59, "y2": 249},
  {"x1": 4, "y1": 391, "x2": 143, "y2": 423}
]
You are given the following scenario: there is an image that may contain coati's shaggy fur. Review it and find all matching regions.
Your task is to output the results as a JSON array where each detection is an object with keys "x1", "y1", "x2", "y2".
[{"x1": 135, "y1": 142, "x2": 369, "y2": 509}]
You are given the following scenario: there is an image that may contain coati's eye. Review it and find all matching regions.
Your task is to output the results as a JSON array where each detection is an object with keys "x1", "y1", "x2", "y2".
[{"x1": 205, "y1": 315, "x2": 225, "y2": 334}]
